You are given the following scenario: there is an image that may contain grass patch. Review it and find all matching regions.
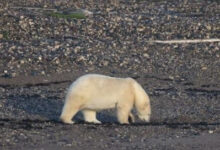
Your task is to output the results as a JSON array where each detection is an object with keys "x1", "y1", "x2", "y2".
[
  {"x1": 48, "y1": 12, "x2": 86, "y2": 19},
  {"x1": 137, "y1": 0, "x2": 170, "y2": 2},
  {"x1": 1, "y1": 31, "x2": 9, "y2": 40}
]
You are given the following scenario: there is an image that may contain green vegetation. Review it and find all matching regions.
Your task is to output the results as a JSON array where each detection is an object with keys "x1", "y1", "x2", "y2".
[
  {"x1": 48, "y1": 12, "x2": 86, "y2": 19},
  {"x1": 1, "y1": 31, "x2": 9, "y2": 40},
  {"x1": 137, "y1": 0, "x2": 167, "y2": 2}
]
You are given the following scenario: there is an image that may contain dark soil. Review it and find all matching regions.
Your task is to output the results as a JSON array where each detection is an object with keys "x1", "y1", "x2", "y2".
[{"x1": 0, "y1": 0, "x2": 220, "y2": 149}]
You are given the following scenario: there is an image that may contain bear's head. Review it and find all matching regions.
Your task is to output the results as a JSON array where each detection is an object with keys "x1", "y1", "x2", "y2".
[{"x1": 137, "y1": 102, "x2": 151, "y2": 122}]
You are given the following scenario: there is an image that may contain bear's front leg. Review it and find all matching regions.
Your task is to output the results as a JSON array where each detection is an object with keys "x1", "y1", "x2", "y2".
[
  {"x1": 128, "y1": 112, "x2": 135, "y2": 123},
  {"x1": 117, "y1": 106, "x2": 132, "y2": 124},
  {"x1": 82, "y1": 110, "x2": 101, "y2": 124}
]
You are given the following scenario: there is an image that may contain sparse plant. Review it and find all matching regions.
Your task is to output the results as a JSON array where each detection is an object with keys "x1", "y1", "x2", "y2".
[{"x1": 48, "y1": 12, "x2": 86, "y2": 19}]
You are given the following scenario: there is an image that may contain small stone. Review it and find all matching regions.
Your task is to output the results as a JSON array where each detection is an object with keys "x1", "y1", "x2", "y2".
[
  {"x1": 206, "y1": 25, "x2": 212, "y2": 30},
  {"x1": 77, "y1": 56, "x2": 86, "y2": 61},
  {"x1": 137, "y1": 26, "x2": 145, "y2": 32},
  {"x1": 29, "y1": 20, "x2": 34, "y2": 26},
  {"x1": 209, "y1": 130, "x2": 214, "y2": 134},
  {"x1": 66, "y1": 144, "x2": 72, "y2": 147},
  {"x1": 202, "y1": 66, "x2": 207, "y2": 70},
  {"x1": 11, "y1": 73, "x2": 16, "y2": 77},
  {"x1": 143, "y1": 53, "x2": 150, "y2": 58},
  {"x1": 103, "y1": 61, "x2": 109, "y2": 66},
  {"x1": 74, "y1": 46, "x2": 81, "y2": 53},
  {"x1": 168, "y1": 76, "x2": 174, "y2": 80},
  {"x1": 41, "y1": 71, "x2": 45, "y2": 75},
  {"x1": 38, "y1": 56, "x2": 42, "y2": 61},
  {"x1": 55, "y1": 59, "x2": 60, "y2": 64},
  {"x1": 55, "y1": 44, "x2": 60, "y2": 49},
  {"x1": 106, "y1": 8, "x2": 113, "y2": 12},
  {"x1": 138, "y1": 15, "x2": 142, "y2": 20},
  {"x1": 20, "y1": 60, "x2": 25, "y2": 64},
  {"x1": 0, "y1": 34, "x2": 3, "y2": 39},
  {"x1": 81, "y1": 9, "x2": 93, "y2": 16}
]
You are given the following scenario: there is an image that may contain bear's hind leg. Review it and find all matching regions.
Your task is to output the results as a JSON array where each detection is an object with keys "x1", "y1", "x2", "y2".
[
  {"x1": 60, "y1": 103, "x2": 80, "y2": 124},
  {"x1": 60, "y1": 108, "x2": 78, "y2": 124},
  {"x1": 82, "y1": 110, "x2": 101, "y2": 124}
]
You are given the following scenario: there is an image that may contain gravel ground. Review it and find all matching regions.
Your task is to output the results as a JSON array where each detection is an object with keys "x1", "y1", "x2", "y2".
[{"x1": 0, "y1": 0, "x2": 220, "y2": 149}]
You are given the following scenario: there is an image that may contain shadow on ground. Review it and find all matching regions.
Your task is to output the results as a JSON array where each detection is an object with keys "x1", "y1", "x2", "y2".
[{"x1": 5, "y1": 93, "x2": 118, "y2": 123}]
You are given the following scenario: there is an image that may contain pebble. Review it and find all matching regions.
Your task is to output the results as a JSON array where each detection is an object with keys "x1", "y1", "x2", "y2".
[
  {"x1": 208, "y1": 130, "x2": 214, "y2": 134},
  {"x1": 201, "y1": 66, "x2": 207, "y2": 70},
  {"x1": 143, "y1": 53, "x2": 150, "y2": 58},
  {"x1": 0, "y1": 0, "x2": 218, "y2": 84}
]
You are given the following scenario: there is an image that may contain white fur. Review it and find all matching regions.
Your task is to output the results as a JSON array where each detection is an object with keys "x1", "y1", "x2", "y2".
[{"x1": 60, "y1": 74, "x2": 151, "y2": 124}]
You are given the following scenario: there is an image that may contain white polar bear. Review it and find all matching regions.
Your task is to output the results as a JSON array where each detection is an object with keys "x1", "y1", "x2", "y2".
[{"x1": 60, "y1": 74, "x2": 151, "y2": 124}]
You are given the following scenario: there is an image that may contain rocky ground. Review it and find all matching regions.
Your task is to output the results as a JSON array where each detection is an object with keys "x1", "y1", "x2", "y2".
[{"x1": 0, "y1": 0, "x2": 220, "y2": 149}]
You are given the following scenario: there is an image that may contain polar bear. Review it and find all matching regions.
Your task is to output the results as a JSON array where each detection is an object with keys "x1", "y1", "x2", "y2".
[{"x1": 60, "y1": 74, "x2": 151, "y2": 124}]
